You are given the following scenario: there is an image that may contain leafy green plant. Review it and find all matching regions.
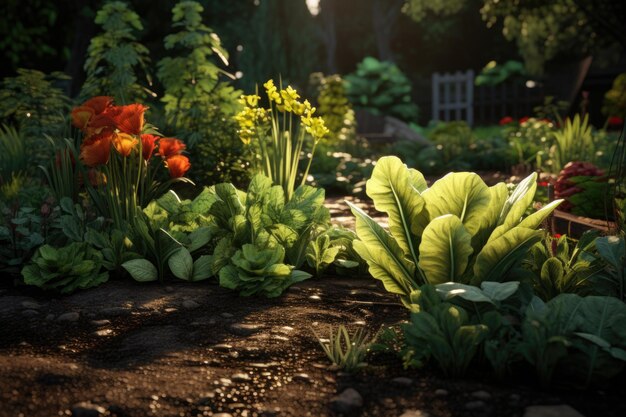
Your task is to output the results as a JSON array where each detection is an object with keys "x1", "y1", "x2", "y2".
[
  {"x1": 0, "y1": 69, "x2": 70, "y2": 140},
  {"x1": 594, "y1": 235, "x2": 626, "y2": 300},
  {"x1": 504, "y1": 117, "x2": 556, "y2": 173},
  {"x1": 603, "y1": 73, "x2": 626, "y2": 118},
  {"x1": 306, "y1": 233, "x2": 340, "y2": 277},
  {"x1": 157, "y1": 1, "x2": 241, "y2": 147},
  {"x1": 475, "y1": 60, "x2": 527, "y2": 86},
  {"x1": 219, "y1": 244, "x2": 310, "y2": 297},
  {"x1": 81, "y1": 1, "x2": 151, "y2": 103},
  {"x1": 21, "y1": 242, "x2": 109, "y2": 293},
  {"x1": 520, "y1": 294, "x2": 626, "y2": 387},
  {"x1": 84, "y1": 227, "x2": 140, "y2": 272},
  {"x1": 314, "y1": 325, "x2": 375, "y2": 372},
  {"x1": 551, "y1": 114, "x2": 596, "y2": 174},
  {"x1": 349, "y1": 156, "x2": 561, "y2": 304},
  {"x1": 403, "y1": 284, "x2": 489, "y2": 377},
  {"x1": 39, "y1": 138, "x2": 80, "y2": 203},
  {"x1": 345, "y1": 57, "x2": 418, "y2": 121},
  {"x1": 522, "y1": 233, "x2": 604, "y2": 300},
  {"x1": 208, "y1": 173, "x2": 329, "y2": 269}
]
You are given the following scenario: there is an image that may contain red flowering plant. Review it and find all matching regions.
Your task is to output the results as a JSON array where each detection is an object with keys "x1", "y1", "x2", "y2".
[{"x1": 71, "y1": 96, "x2": 192, "y2": 228}]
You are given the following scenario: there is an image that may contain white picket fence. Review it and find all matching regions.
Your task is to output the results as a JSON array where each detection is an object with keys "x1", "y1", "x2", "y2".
[{"x1": 432, "y1": 70, "x2": 475, "y2": 125}]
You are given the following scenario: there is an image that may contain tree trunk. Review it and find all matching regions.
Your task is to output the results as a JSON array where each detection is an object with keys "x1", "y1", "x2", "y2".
[{"x1": 371, "y1": 0, "x2": 403, "y2": 62}]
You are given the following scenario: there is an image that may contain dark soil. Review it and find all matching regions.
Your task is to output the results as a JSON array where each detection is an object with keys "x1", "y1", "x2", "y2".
[{"x1": 1, "y1": 276, "x2": 625, "y2": 417}]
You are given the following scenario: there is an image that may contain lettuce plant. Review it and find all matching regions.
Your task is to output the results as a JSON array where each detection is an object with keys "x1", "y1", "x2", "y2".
[
  {"x1": 219, "y1": 244, "x2": 310, "y2": 297},
  {"x1": 22, "y1": 242, "x2": 108, "y2": 293},
  {"x1": 349, "y1": 156, "x2": 562, "y2": 304}
]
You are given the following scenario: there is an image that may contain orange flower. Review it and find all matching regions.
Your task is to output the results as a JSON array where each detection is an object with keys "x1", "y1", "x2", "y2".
[
  {"x1": 83, "y1": 96, "x2": 114, "y2": 115},
  {"x1": 165, "y1": 155, "x2": 191, "y2": 178},
  {"x1": 71, "y1": 106, "x2": 95, "y2": 130},
  {"x1": 80, "y1": 130, "x2": 113, "y2": 167},
  {"x1": 113, "y1": 133, "x2": 139, "y2": 157},
  {"x1": 104, "y1": 104, "x2": 148, "y2": 135},
  {"x1": 71, "y1": 96, "x2": 114, "y2": 131},
  {"x1": 158, "y1": 138, "x2": 186, "y2": 158},
  {"x1": 140, "y1": 134, "x2": 159, "y2": 160}
]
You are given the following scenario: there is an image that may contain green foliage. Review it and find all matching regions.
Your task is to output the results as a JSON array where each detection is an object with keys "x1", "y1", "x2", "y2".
[
  {"x1": 345, "y1": 57, "x2": 419, "y2": 122},
  {"x1": 84, "y1": 227, "x2": 140, "y2": 272},
  {"x1": 520, "y1": 294, "x2": 626, "y2": 387},
  {"x1": 0, "y1": 69, "x2": 70, "y2": 141},
  {"x1": 475, "y1": 60, "x2": 527, "y2": 86},
  {"x1": 157, "y1": 0, "x2": 241, "y2": 148},
  {"x1": 311, "y1": 73, "x2": 357, "y2": 142},
  {"x1": 504, "y1": 118, "x2": 556, "y2": 172},
  {"x1": 522, "y1": 233, "x2": 604, "y2": 300},
  {"x1": 402, "y1": 0, "x2": 466, "y2": 22},
  {"x1": 603, "y1": 73, "x2": 626, "y2": 118},
  {"x1": 395, "y1": 121, "x2": 508, "y2": 175},
  {"x1": 403, "y1": 284, "x2": 489, "y2": 377},
  {"x1": 314, "y1": 325, "x2": 376, "y2": 372},
  {"x1": 205, "y1": 174, "x2": 329, "y2": 296},
  {"x1": 22, "y1": 242, "x2": 108, "y2": 294},
  {"x1": 0, "y1": 125, "x2": 28, "y2": 184},
  {"x1": 81, "y1": 1, "x2": 151, "y2": 103},
  {"x1": 219, "y1": 244, "x2": 310, "y2": 297},
  {"x1": 306, "y1": 234, "x2": 340, "y2": 277},
  {"x1": 594, "y1": 235, "x2": 626, "y2": 301},
  {"x1": 349, "y1": 156, "x2": 561, "y2": 303},
  {"x1": 187, "y1": 117, "x2": 252, "y2": 187},
  {"x1": 551, "y1": 114, "x2": 596, "y2": 174}
]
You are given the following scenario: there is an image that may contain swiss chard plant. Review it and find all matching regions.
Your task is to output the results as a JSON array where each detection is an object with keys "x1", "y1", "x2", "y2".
[{"x1": 349, "y1": 156, "x2": 562, "y2": 304}]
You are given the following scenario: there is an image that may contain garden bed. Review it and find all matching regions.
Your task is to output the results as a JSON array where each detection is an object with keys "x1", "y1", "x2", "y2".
[{"x1": 1, "y1": 276, "x2": 625, "y2": 417}]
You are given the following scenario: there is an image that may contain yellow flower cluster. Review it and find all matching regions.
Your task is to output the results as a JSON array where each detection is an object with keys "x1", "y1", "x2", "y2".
[
  {"x1": 264, "y1": 79, "x2": 329, "y2": 140},
  {"x1": 234, "y1": 94, "x2": 269, "y2": 144}
]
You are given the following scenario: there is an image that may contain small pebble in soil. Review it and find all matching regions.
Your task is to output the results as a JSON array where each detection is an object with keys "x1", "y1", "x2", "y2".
[
  {"x1": 213, "y1": 343, "x2": 233, "y2": 351},
  {"x1": 309, "y1": 295, "x2": 321, "y2": 300},
  {"x1": 164, "y1": 307, "x2": 178, "y2": 313},
  {"x1": 293, "y1": 373, "x2": 311, "y2": 382},
  {"x1": 230, "y1": 323, "x2": 264, "y2": 336},
  {"x1": 71, "y1": 402, "x2": 107, "y2": 417},
  {"x1": 21, "y1": 309, "x2": 39, "y2": 317},
  {"x1": 392, "y1": 377, "x2": 413, "y2": 387},
  {"x1": 221, "y1": 312, "x2": 234, "y2": 318},
  {"x1": 472, "y1": 390, "x2": 492, "y2": 401},
  {"x1": 165, "y1": 286, "x2": 174, "y2": 293},
  {"x1": 91, "y1": 319, "x2": 111, "y2": 327},
  {"x1": 523, "y1": 404, "x2": 586, "y2": 417},
  {"x1": 400, "y1": 411, "x2": 431, "y2": 417},
  {"x1": 434, "y1": 389, "x2": 449, "y2": 397},
  {"x1": 509, "y1": 394, "x2": 521, "y2": 402},
  {"x1": 182, "y1": 300, "x2": 200, "y2": 309},
  {"x1": 213, "y1": 413, "x2": 234, "y2": 417},
  {"x1": 231, "y1": 373, "x2": 251, "y2": 382},
  {"x1": 197, "y1": 392, "x2": 215, "y2": 405},
  {"x1": 21, "y1": 301, "x2": 41, "y2": 309},
  {"x1": 465, "y1": 400, "x2": 486, "y2": 410},
  {"x1": 94, "y1": 329, "x2": 113, "y2": 337},
  {"x1": 45, "y1": 314, "x2": 55, "y2": 321},
  {"x1": 57, "y1": 312, "x2": 80, "y2": 322},
  {"x1": 219, "y1": 378, "x2": 233, "y2": 386},
  {"x1": 331, "y1": 388, "x2": 363, "y2": 414}
]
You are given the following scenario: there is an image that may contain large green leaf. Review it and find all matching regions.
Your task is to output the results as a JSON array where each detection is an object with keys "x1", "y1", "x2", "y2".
[
  {"x1": 366, "y1": 156, "x2": 427, "y2": 263},
  {"x1": 418, "y1": 214, "x2": 473, "y2": 284},
  {"x1": 517, "y1": 199, "x2": 563, "y2": 230},
  {"x1": 497, "y1": 172, "x2": 537, "y2": 228},
  {"x1": 422, "y1": 172, "x2": 491, "y2": 236},
  {"x1": 473, "y1": 227, "x2": 543, "y2": 283},
  {"x1": 349, "y1": 202, "x2": 419, "y2": 294},
  {"x1": 472, "y1": 183, "x2": 509, "y2": 250},
  {"x1": 122, "y1": 258, "x2": 158, "y2": 282}
]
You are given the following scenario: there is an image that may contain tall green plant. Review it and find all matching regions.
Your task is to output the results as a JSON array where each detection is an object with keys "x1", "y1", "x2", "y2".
[
  {"x1": 157, "y1": 1, "x2": 241, "y2": 148},
  {"x1": 550, "y1": 114, "x2": 595, "y2": 173},
  {"x1": 0, "y1": 125, "x2": 27, "y2": 184},
  {"x1": 81, "y1": 1, "x2": 151, "y2": 103},
  {"x1": 349, "y1": 156, "x2": 562, "y2": 304}
]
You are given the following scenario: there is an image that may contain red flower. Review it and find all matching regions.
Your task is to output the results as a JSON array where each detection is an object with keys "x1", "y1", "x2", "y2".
[
  {"x1": 80, "y1": 129, "x2": 113, "y2": 167},
  {"x1": 82, "y1": 96, "x2": 114, "y2": 115},
  {"x1": 608, "y1": 116, "x2": 624, "y2": 127},
  {"x1": 165, "y1": 155, "x2": 191, "y2": 178},
  {"x1": 102, "y1": 104, "x2": 148, "y2": 135},
  {"x1": 538, "y1": 181, "x2": 549, "y2": 187},
  {"x1": 519, "y1": 116, "x2": 530, "y2": 124},
  {"x1": 499, "y1": 116, "x2": 514, "y2": 125},
  {"x1": 553, "y1": 234, "x2": 562, "y2": 239},
  {"x1": 158, "y1": 138, "x2": 186, "y2": 158},
  {"x1": 141, "y1": 134, "x2": 159, "y2": 160}
]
